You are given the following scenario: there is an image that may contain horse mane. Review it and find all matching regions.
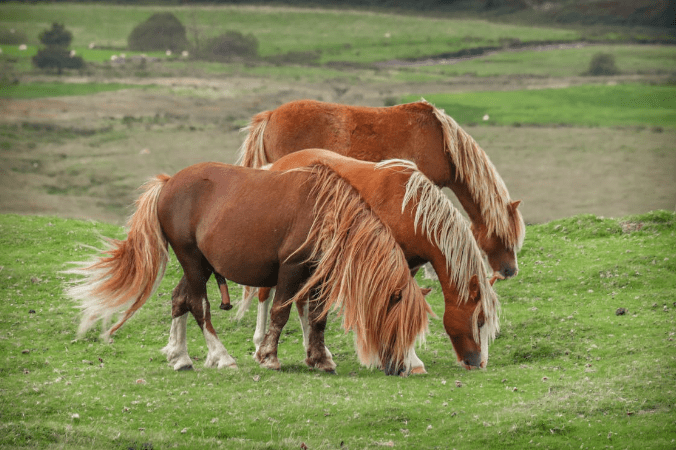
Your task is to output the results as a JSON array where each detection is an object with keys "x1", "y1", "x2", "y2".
[
  {"x1": 376, "y1": 159, "x2": 500, "y2": 343},
  {"x1": 423, "y1": 99, "x2": 525, "y2": 252},
  {"x1": 236, "y1": 110, "x2": 270, "y2": 167},
  {"x1": 289, "y1": 165, "x2": 431, "y2": 372}
]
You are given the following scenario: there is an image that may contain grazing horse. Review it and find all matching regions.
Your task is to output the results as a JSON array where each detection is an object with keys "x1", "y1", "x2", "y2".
[
  {"x1": 237, "y1": 99, "x2": 525, "y2": 279},
  {"x1": 243, "y1": 149, "x2": 501, "y2": 372},
  {"x1": 64, "y1": 162, "x2": 431, "y2": 375}
]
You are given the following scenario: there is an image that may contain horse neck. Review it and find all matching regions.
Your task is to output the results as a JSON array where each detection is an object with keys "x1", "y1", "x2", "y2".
[
  {"x1": 428, "y1": 251, "x2": 463, "y2": 304},
  {"x1": 444, "y1": 173, "x2": 484, "y2": 230}
]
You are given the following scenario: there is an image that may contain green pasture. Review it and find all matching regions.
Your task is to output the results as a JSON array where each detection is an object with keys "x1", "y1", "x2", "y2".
[
  {"x1": 0, "y1": 82, "x2": 148, "y2": 99},
  {"x1": 1, "y1": 79, "x2": 673, "y2": 131},
  {"x1": 1, "y1": 2, "x2": 578, "y2": 63},
  {"x1": 404, "y1": 83, "x2": 676, "y2": 129},
  {"x1": 0, "y1": 211, "x2": 674, "y2": 449},
  {"x1": 1, "y1": 2, "x2": 675, "y2": 86},
  {"x1": 406, "y1": 44, "x2": 676, "y2": 79}
]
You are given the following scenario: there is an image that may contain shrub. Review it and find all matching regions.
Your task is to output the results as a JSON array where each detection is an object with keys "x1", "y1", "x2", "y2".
[
  {"x1": 202, "y1": 31, "x2": 259, "y2": 60},
  {"x1": 32, "y1": 23, "x2": 84, "y2": 74},
  {"x1": 33, "y1": 48, "x2": 85, "y2": 73},
  {"x1": 128, "y1": 12, "x2": 189, "y2": 52},
  {"x1": 586, "y1": 53, "x2": 620, "y2": 76}
]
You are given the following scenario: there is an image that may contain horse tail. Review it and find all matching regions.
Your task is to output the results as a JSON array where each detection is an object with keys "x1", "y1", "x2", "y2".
[
  {"x1": 65, "y1": 174, "x2": 171, "y2": 340},
  {"x1": 290, "y1": 166, "x2": 431, "y2": 374},
  {"x1": 237, "y1": 110, "x2": 272, "y2": 168},
  {"x1": 236, "y1": 286, "x2": 259, "y2": 320}
]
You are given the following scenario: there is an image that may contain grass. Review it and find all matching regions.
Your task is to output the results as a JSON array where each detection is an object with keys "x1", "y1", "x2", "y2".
[
  {"x1": 0, "y1": 211, "x2": 674, "y2": 449},
  {"x1": 1, "y1": 3, "x2": 674, "y2": 87},
  {"x1": 0, "y1": 82, "x2": 148, "y2": 99},
  {"x1": 403, "y1": 83, "x2": 676, "y2": 129},
  {"x1": 405, "y1": 44, "x2": 676, "y2": 78},
  {"x1": 0, "y1": 3, "x2": 581, "y2": 62}
]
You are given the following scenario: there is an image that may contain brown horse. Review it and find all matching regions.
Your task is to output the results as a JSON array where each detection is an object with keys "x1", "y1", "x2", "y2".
[
  {"x1": 64, "y1": 162, "x2": 431, "y2": 375},
  {"x1": 242, "y1": 149, "x2": 501, "y2": 372},
  {"x1": 238, "y1": 99, "x2": 525, "y2": 279}
]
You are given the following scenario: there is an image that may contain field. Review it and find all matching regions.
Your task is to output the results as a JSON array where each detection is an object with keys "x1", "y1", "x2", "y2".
[
  {"x1": 0, "y1": 2, "x2": 675, "y2": 449},
  {"x1": 1, "y1": 212, "x2": 674, "y2": 449}
]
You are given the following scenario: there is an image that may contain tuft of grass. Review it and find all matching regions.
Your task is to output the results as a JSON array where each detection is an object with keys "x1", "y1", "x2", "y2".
[{"x1": 0, "y1": 211, "x2": 674, "y2": 449}]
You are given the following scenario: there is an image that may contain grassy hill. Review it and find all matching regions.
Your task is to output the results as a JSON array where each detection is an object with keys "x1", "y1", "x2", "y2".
[{"x1": 0, "y1": 211, "x2": 674, "y2": 449}]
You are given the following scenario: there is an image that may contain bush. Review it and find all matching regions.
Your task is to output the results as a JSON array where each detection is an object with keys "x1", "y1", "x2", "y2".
[
  {"x1": 32, "y1": 23, "x2": 84, "y2": 74},
  {"x1": 586, "y1": 53, "x2": 620, "y2": 76},
  {"x1": 33, "y1": 48, "x2": 84, "y2": 73},
  {"x1": 202, "y1": 31, "x2": 259, "y2": 60},
  {"x1": 128, "y1": 12, "x2": 189, "y2": 52}
]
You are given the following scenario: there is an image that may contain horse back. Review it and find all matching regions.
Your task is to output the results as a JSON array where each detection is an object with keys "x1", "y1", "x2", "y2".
[
  {"x1": 264, "y1": 100, "x2": 451, "y2": 185},
  {"x1": 157, "y1": 162, "x2": 315, "y2": 286},
  {"x1": 271, "y1": 150, "x2": 434, "y2": 263}
]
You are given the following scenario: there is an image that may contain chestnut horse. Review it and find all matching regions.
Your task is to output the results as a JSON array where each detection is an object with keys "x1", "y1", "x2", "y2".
[
  {"x1": 65, "y1": 162, "x2": 431, "y2": 375},
  {"x1": 242, "y1": 149, "x2": 501, "y2": 372},
  {"x1": 238, "y1": 99, "x2": 525, "y2": 279}
]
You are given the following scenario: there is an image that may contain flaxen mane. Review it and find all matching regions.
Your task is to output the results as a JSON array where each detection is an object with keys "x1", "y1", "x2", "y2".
[
  {"x1": 376, "y1": 159, "x2": 500, "y2": 343},
  {"x1": 290, "y1": 165, "x2": 431, "y2": 372},
  {"x1": 237, "y1": 111, "x2": 270, "y2": 168},
  {"x1": 425, "y1": 99, "x2": 525, "y2": 252}
]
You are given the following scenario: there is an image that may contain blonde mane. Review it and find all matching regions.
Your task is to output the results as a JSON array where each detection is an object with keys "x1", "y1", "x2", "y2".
[
  {"x1": 290, "y1": 165, "x2": 431, "y2": 371},
  {"x1": 236, "y1": 111, "x2": 270, "y2": 168},
  {"x1": 376, "y1": 160, "x2": 500, "y2": 343},
  {"x1": 424, "y1": 99, "x2": 525, "y2": 252}
]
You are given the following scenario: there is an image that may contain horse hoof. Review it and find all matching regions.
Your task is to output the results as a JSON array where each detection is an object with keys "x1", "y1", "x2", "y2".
[
  {"x1": 176, "y1": 364, "x2": 193, "y2": 371},
  {"x1": 219, "y1": 303, "x2": 233, "y2": 311},
  {"x1": 258, "y1": 357, "x2": 281, "y2": 371},
  {"x1": 410, "y1": 366, "x2": 427, "y2": 375}
]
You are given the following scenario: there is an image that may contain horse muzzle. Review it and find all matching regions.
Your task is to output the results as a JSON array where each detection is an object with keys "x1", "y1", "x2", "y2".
[{"x1": 460, "y1": 351, "x2": 483, "y2": 370}]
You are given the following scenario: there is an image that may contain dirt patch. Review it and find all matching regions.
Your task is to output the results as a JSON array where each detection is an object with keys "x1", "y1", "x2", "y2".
[{"x1": 1, "y1": 75, "x2": 674, "y2": 225}]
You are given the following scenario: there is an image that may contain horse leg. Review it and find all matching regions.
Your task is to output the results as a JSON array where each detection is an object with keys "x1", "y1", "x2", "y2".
[
  {"x1": 215, "y1": 273, "x2": 233, "y2": 311},
  {"x1": 252, "y1": 287, "x2": 274, "y2": 356},
  {"x1": 305, "y1": 294, "x2": 337, "y2": 374},
  {"x1": 176, "y1": 252, "x2": 237, "y2": 369},
  {"x1": 254, "y1": 294, "x2": 292, "y2": 371},
  {"x1": 405, "y1": 347, "x2": 427, "y2": 375},
  {"x1": 255, "y1": 266, "x2": 304, "y2": 371},
  {"x1": 297, "y1": 298, "x2": 334, "y2": 369},
  {"x1": 160, "y1": 276, "x2": 194, "y2": 371}
]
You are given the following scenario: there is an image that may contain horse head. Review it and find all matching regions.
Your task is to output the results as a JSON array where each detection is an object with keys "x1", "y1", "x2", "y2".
[
  {"x1": 442, "y1": 274, "x2": 499, "y2": 370},
  {"x1": 472, "y1": 200, "x2": 523, "y2": 279}
]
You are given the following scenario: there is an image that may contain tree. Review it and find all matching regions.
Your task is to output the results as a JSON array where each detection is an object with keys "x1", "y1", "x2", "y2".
[{"x1": 32, "y1": 23, "x2": 84, "y2": 74}]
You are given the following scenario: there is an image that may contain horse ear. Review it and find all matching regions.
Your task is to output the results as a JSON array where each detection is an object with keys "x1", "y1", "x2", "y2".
[
  {"x1": 469, "y1": 274, "x2": 480, "y2": 300},
  {"x1": 421, "y1": 287, "x2": 432, "y2": 297},
  {"x1": 510, "y1": 200, "x2": 522, "y2": 211}
]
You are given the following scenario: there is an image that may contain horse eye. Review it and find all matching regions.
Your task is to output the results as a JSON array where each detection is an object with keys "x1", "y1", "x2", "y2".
[{"x1": 478, "y1": 318, "x2": 485, "y2": 329}]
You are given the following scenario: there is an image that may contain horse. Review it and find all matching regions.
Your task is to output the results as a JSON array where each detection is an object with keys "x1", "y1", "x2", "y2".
[
  {"x1": 237, "y1": 99, "x2": 525, "y2": 279},
  {"x1": 241, "y1": 149, "x2": 502, "y2": 373},
  {"x1": 64, "y1": 162, "x2": 431, "y2": 375}
]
